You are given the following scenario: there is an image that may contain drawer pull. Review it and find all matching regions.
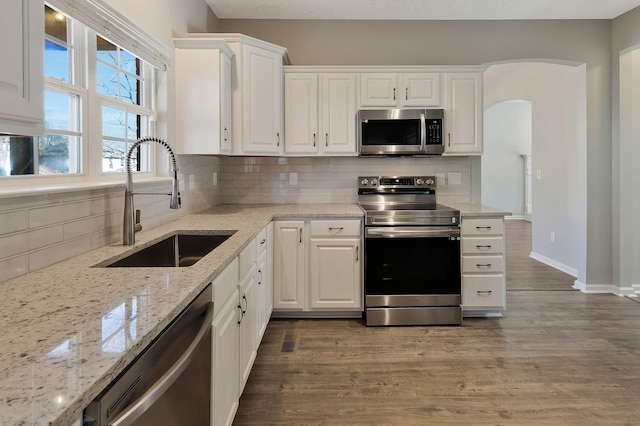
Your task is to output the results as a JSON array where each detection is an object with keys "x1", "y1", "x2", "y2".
[
  {"x1": 476, "y1": 245, "x2": 492, "y2": 249},
  {"x1": 328, "y1": 227, "x2": 344, "y2": 232},
  {"x1": 260, "y1": 238, "x2": 266, "y2": 245},
  {"x1": 477, "y1": 290, "x2": 493, "y2": 295},
  {"x1": 475, "y1": 226, "x2": 492, "y2": 230},
  {"x1": 476, "y1": 263, "x2": 493, "y2": 268}
]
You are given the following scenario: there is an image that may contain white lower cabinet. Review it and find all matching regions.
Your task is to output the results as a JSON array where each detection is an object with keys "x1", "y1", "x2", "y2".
[
  {"x1": 255, "y1": 224, "x2": 272, "y2": 341},
  {"x1": 212, "y1": 257, "x2": 240, "y2": 426},
  {"x1": 461, "y1": 217, "x2": 506, "y2": 316},
  {"x1": 274, "y1": 218, "x2": 362, "y2": 314},
  {"x1": 238, "y1": 239, "x2": 257, "y2": 392}
]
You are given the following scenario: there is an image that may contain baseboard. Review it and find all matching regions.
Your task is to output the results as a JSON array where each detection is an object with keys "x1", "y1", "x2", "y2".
[
  {"x1": 573, "y1": 280, "x2": 637, "y2": 297},
  {"x1": 529, "y1": 251, "x2": 578, "y2": 277}
]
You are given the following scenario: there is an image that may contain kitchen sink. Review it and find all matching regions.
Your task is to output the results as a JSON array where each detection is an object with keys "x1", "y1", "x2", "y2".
[{"x1": 99, "y1": 231, "x2": 237, "y2": 268}]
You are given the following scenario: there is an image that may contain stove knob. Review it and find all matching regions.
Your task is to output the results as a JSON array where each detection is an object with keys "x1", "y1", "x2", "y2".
[
  {"x1": 416, "y1": 178, "x2": 424, "y2": 185},
  {"x1": 370, "y1": 178, "x2": 378, "y2": 186},
  {"x1": 426, "y1": 178, "x2": 435, "y2": 185},
  {"x1": 360, "y1": 178, "x2": 369, "y2": 186}
]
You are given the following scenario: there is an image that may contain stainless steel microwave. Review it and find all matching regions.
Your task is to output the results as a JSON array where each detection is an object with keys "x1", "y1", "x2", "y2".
[{"x1": 358, "y1": 108, "x2": 444, "y2": 156}]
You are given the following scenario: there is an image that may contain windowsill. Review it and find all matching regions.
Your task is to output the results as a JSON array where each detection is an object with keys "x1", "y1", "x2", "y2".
[{"x1": 0, "y1": 176, "x2": 172, "y2": 199}]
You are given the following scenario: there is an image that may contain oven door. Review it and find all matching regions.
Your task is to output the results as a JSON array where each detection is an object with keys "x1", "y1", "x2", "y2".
[{"x1": 364, "y1": 226, "x2": 461, "y2": 308}]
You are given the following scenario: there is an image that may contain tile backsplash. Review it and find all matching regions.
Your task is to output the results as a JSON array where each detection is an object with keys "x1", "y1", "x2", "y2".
[
  {"x1": 219, "y1": 156, "x2": 472, "y2": 205},
  {"x1": 0, "y1": 155, "x2": 222, "y2": 284},
  {"x1": 0, "y1": 154, "x2": 471, "y2": 284}
]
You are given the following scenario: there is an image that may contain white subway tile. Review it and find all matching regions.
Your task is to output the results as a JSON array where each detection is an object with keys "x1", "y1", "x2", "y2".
[
  {"x1": 0, "y1": 210, "x2": 28, "y2": 236},
  {"x1": 0, "y1": 255, "x2": 28, "y2": 283},
  {"x1": 29, "y1": 236, "x2": 92, "y2": 272},
  {"x1": 0, "y1": 226, "x2": 63, "y2": 259},
  {"x1": 29, "y1": 201, "x2": 91, "y2": 228}
]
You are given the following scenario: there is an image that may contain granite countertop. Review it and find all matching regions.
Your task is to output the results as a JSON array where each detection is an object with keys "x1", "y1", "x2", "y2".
[
  {"x1": 446, "y1": 202, "x2": 512, "y2": 217},
  {"x1": 0, "y1": 204, "x2": 362, "y2": 426}
]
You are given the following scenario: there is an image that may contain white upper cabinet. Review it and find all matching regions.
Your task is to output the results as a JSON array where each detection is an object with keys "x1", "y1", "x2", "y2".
[
  {"x1": 240, "y1": 44, "x2": 284, "y2": 155},
  {"x1": 358, "y1": 72, "x2": 440, "y2": 108},
  {"x1": 174, "y1": 39, "x2": 234, "y2": 155},
  {"x1": 443, "y1": 72, "x2": 483, "y2": 155},
  {"x1": 0, "y1": 0, "x2": 44, "y2": 136},
  {"x1": 284, "y1": 71, "x2": 356, "y2": 156}
]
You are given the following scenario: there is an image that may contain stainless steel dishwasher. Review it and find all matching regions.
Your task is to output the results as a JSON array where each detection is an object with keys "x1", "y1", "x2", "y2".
[{"x1": 84, "y1": 284, "x2": 213, "y2": 426}]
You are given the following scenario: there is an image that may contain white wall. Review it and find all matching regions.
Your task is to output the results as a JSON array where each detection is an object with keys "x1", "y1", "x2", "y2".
[
  {"x1": 613, "y1": 7, "x2": 640, "y2": 294},
  {"x1": 483, "y1": 62, "x2": 587, "y2": 280},
  {"x1": 482, "y1": 100, "x2": 532, "y2": 217}
]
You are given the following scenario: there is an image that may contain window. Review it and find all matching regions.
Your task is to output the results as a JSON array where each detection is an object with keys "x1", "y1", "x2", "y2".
[{"x1": 0, "y1": 3, "x2": 162, "y2": 180}]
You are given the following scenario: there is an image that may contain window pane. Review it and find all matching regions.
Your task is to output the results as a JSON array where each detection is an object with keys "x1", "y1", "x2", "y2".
[
  {"x1": 97, "y1": 61, "x2": 119, "y2": 99},
  {"x1": 120, "y1": 74, "x2": 140, "y2": 105},
  {"x1": 96, "y1": 36, "x2": 117, "y2": 64},
  {"x1": 103, "y1": 140, "x2": 126, "y2": 172},
  {"x1": 45, "y1": 91, "x2": 73, "y2": 131},
  {"x1": 44, "y1": 40, "x2": 69, "y2": 82},
  {"x1": 38, "y1": 134, "x2": 79, "y2": 174},
  {"x1": 102, "y1": 106, "x2": 127, "y2": 139},
  {"x1": 120, "y1": 50, "x2": 139, "y2": 76},
  {"x1": 127, "y1": 112, "x2": 140, "y2": 140}
]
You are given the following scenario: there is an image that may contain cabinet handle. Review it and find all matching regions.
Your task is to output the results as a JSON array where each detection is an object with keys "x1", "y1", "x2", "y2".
[
  {"x1": 405, "y1": 87, "x2": 408, "y2": 100},
  {"x1": 476, "y1": 264, "x2": 493, "y2": 268},
  {"x1": 237, "y1": 304, "x2": 243, "y2": 325},
  {"x1": 476, "y1": 245, "x2": 492, "y2": 249},
  {"x1": 241, "y1": 294, "x2": 248, "y2": 317},
  {"x1": 299, "y1": 228, "x2": 303, "y2": 243},
  {"x1": 224, "y1": 128, "x2": 229, "y2": 142},
  {"x1": 448, "y1": 132, "x2": 451, "y2": 147},
  {"x1": 328, "y1": 227, "x2": 344, "y2": 232},
  {"x1": 276, "y1": 132, "x2": 280, "y2": 147},
  {"x1": 476, "y1": 226, "x2": 492, "y2": 230},
  {"x1": 258, "y1": 269, "x2": 263, "y2": 285},
  {"x1": 356, "y1": 246, "x2": 359, "y2": 262},
  {"x1": 260, "y1": 238, "x2": 266, "y2": 245},
  {"x1": 325, "y1": 133, "x2": 329, "y2": 147},
  {"x1": 477, "y1": 290, "x2": 493, "y2": 295},
  {"x1": 313, "y1": 133, "x2": 316, "y2": 147},
  {"x1": 393, "y1": 87, "x2": 396, "y2": 100}
]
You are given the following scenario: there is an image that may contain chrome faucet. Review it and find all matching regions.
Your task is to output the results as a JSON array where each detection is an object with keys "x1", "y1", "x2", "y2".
[{"x1": 123, "y1": 137, "x2": 181, "y2": 245}]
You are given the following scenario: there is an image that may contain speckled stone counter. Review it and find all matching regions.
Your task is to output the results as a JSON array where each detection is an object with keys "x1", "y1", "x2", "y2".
[
  {"x1": 0, "y1": 204, "x2": 362, "y2": 426},
  {"x1": 446, "y1": 202, "x2": 512, "y2": 217}
]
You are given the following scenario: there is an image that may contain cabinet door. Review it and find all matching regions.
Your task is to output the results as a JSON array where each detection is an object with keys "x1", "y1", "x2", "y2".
[
  {"x1": 0, "y1": 0, "x2": 44, "y2": 135},
  {"x1": 238, "y1": 266, "x2": 257, "y2": 392},
  {"x1": 242, "y1": 45, "x2": 283, "y2": 154},
  {"x1": 273, "y1": 221, "x2": 305, "y2": 310},
  {"x1": 220, "y1": 53, "x2": 232, "y2": 154},
  {"x1": 175, "y1": 45, "x2": 231, "y2": 155},
  {"x1": 256, "y1": 250, "x2": 269, "y2": 342},
  {"x1": 284, "y1": 73, "x2": 318, "y2": 154},
  {"x1": 359, "y1": 73, "x2": 398, "y2": 107},
  {"x1": 400, "y1": 73, "x2": 441, "y2": 107},
  {"x1": 212, "y1": 289, "x2": 240, "y2": 426},
  {"x1": 309, "y1": 238, "x2": 362, "y2": 309},
  {"x1": 320, "y1": 73, "x2": 357, "y2": 155},
  {"x1": 444, "y1": 73, "x2": 483, "y2": 154}
]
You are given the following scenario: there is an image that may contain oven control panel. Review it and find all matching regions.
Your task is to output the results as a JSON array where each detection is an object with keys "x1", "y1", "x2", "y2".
[{"x1": 358, "y1": 176, "x2": 435, "y2": 189}]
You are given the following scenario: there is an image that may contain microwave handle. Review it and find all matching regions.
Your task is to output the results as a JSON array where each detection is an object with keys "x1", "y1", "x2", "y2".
[{"x1": 419, "y1": 113, "x2": 426, "y2": 150}]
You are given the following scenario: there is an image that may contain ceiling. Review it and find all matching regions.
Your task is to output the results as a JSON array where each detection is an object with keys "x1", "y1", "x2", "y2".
[{"x1": 207, "y1": 0, "x2": 640, "y2": 20}]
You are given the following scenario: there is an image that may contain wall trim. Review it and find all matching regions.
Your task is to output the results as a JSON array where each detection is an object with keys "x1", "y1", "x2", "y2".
[
  {"x1": 573, "y1": 280, "x2": 637, "y2": 297},
  {"x1": 529, "y1": 251, "x2": 577, "y2": 277}
]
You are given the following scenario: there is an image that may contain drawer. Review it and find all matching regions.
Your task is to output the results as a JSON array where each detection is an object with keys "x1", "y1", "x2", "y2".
[
  {"x1": 461, "y1": 218, "x2": 504, "y2": 236},
  {"x1": 310, "y1": 220, "x2": 361, "y2": 237},
  {"x1": 238, "y1": 238, "x2": 256, "y2": 279},
  {"x1": 462, "y1": 236, "x2": 503, "y2": 255},
  {"x1": 462, "y1": 274, "x2": 505, "y2": 308},
  {"x1": 212, "y1": 258, "x2": 239, "y2": 316},
  {"x1": 256, "y1": 226, "x2": 268, "y2": 256},
  {"x1": 462, "y1": 255, "x2": 504, "y2": 273}
]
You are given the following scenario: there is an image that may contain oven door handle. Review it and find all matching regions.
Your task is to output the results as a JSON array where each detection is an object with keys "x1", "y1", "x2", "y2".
[{"x1": 366, "y1": 227, "x2": 460, "y2": 239}]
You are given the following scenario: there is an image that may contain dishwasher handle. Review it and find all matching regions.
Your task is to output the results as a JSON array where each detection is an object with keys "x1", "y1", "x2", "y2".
[{"x1": 109, "y1": 302, "x2": 215, "y2": 426}]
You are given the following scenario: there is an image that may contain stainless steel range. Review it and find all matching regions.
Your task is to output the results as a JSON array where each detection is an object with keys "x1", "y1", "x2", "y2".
[{"x1": 358, "y1": 176, "x2": 462, "y2": 326}]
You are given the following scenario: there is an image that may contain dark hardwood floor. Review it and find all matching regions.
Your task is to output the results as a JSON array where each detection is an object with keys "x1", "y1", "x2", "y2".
[{"x1": 234, "y1": 220, "x2": 640, "y2": 425}]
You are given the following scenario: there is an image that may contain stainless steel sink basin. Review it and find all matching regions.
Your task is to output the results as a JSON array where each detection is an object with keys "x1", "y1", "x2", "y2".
[{"x1": 100, "y1": 231, "x2": 237, "y2": 268}]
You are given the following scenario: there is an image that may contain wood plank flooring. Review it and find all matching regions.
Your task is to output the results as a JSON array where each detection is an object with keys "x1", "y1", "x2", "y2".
[{"x1": 234, "y1": 220, "x2": 640, "y2": 425}]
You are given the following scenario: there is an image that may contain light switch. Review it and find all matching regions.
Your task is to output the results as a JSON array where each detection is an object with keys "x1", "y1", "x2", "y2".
[
  {"x1": 447, "y1": 172, "x2": 462, "y2": 186},
  {"x1": 289, "y1": 172, "x2": 298, "y2": 185},
  {"x1": 436, "y1": 173, "x2": 446, "y2": 186},
  {"x1": 537, "y1": 169, "x2": 542, "y2": 180},
  {"x1": 213, "y1": 172, "x2": 218, "y2": 186}
]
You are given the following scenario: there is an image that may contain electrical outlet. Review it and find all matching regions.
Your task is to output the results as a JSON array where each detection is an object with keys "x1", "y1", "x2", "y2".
[
  {"x1": 550, "y1": 231, "x2": 556, "y2": 243},
  {"x1": 289, "y1": 172, "x2": 298, "y2": 185},
  {"x1": 436, "y1": 173, "x2": 446, "y2": 186},
  {"x1": 537, "y1": 169, "x2": 542, "y2": 180},
  {"x1": 189, "y1": 174, "x2": 195, "y2": 190},
  {"x1": 213, "y1": 172, "x2": 218, "y2": 186}
]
